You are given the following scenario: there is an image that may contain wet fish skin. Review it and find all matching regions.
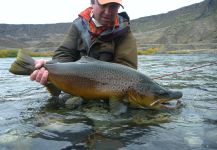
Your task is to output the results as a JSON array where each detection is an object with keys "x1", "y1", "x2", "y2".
[{"x1": 9, "y1": 49, "x2": 183, "y2": 109}]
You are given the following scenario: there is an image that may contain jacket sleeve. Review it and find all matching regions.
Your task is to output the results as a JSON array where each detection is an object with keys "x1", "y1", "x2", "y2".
[
  {"x1": 52, "y1": 24, "x2": 80, "y2": 62},
  {"x1": 114, "y1": 31, "x2": 138, "y2": 69}
]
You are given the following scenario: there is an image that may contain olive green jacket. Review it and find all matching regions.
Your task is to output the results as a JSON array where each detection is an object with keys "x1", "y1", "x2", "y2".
[{"x1": 53, "y1": 12, "x2": 138, "y2": 69}]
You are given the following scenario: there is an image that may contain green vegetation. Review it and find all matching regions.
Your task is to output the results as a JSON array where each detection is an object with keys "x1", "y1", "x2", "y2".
[
  {"x1": 137, "y1": 48, "x2": 159, "y2": 55},
  {"x1": 167, "y1": 50, "x2": 191, "y2": 54},
  {"x1": 0, "y1": 49, "x2": 53, "y2": 58},
  {"x1": 29, "y1": 51, "x2": 54, "y2": 57},
  {"x1": 0, "y1": 48, "x2": 195, "y2": 58},
  {"x1": 0, "y1": 49, "x2": 18, "y2": 58}
]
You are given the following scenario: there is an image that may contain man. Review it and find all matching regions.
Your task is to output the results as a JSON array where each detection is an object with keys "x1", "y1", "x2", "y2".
[
  {"x1": 30, "y1": 0, "x2": 138, "y2": 113},
  {"x1": 31, "y1": 0, "x2": 137, "y2": 84}
]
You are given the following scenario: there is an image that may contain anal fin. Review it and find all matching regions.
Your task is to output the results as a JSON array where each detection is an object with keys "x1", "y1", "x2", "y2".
[{"x1": 45, "y1": 82, "x2": 61, "y2": 97}]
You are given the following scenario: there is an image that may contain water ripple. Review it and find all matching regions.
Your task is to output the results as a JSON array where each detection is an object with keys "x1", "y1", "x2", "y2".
[{"x1": 1, "y1": 54, "x2": 217, "y2": 149}]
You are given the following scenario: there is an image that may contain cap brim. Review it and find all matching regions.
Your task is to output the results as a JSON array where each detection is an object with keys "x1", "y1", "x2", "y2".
[{"x1": 98, "y1": 0, "x2": 124, "y2": 8}]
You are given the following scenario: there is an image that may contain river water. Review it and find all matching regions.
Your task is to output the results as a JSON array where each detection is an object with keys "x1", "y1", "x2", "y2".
[{"x1": 0, "y1": 54, "x2": 217, "y2": 150}]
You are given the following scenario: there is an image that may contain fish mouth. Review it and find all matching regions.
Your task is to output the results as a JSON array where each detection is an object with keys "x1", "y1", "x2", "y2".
[
  {"x1": 150, "y1": 99, "x2": 182, "y2": 109},
  {"x1": 150, "y1": 91, "x2": 183, "y2": 109}
]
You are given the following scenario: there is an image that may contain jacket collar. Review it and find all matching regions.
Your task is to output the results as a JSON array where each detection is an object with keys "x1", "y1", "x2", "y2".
[{"x1": 79, "y1": 7, "x2": 119, "y2": 35}]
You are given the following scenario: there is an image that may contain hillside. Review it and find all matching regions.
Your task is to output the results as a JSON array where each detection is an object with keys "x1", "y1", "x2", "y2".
[
  {"x1": 0, "y1": 23, "x2": 71, "y2": 51},
  {"x1": 0, "y1": 0, "x2": 216, "y2": 53},
  {"x1": 131, "y1": 0, "x2": 217, "y2": 52}
]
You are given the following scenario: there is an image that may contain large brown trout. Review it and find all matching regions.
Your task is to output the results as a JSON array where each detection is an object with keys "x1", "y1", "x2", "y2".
[{"x1": 9, "y1": 49, "x2": 182, "y2": 109}]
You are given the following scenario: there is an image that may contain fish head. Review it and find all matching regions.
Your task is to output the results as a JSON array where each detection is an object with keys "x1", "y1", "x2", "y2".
[
  {"x1": 128, "y1": 82, "x2": 183, "y2": 109},
  {"x1": 149, "y1": 88, "x2": 183, "y2": 109}
]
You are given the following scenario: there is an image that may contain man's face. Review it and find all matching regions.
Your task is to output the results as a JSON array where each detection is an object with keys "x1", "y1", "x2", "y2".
[{"x1": 92, "y1": 0, "x2": 120, "y2": 27}]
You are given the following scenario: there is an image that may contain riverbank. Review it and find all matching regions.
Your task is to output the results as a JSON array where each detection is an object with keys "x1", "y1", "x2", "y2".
[
  {"x1": 1, "y1": 48, "x2": 217, "y2": 58},
  {"x1": 0, "y1": 49, "x2": 54, "y2": 58}
]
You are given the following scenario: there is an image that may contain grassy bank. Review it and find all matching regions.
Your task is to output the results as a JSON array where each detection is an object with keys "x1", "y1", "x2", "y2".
[
  {"x1": 137, "y1": 48, "x2": 160, "y2": 55},
  {"x1": 0, "y1": 48, "x2": 197, "y2": 58},
  {"x1": 1, "y1": 49, "x2": 159, "y2": 58},
  {"x1": 0, "y1": 49, "x2": 54, "y2": 58}
]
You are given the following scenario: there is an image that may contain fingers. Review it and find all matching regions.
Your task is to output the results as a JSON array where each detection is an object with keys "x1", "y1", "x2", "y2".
[
  {"x1": 35, "y1": 59, "x2": 47, "y2": 69},
  {"x1": 30, "y1": 67, "x2": 49, "y2": 85},
  {"x1": 30, "y1": 69, "x2": 39, "y2": 81},
  {"x1": 39, "y1": 69, "x2": 49, "y2": 85},
  {"x1": 30, "y1": 59, "x2": 48, "y2": 85},
  {"x1": 35, "y1": 67, "x2": 47, "y2": 84}
]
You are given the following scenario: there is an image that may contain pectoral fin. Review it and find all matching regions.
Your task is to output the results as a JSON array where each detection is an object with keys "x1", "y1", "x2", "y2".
[{"x1": 109, "y1": 97, "x2": 127, "y2": 116}]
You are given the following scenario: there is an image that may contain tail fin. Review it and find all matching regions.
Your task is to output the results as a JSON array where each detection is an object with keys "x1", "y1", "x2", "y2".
[
  {"x1": 9, "y1": 49, "x2": 35, "y2": 75},
  {"x1": 9, "y1": 49, "x2": 61, "y2": 97}
]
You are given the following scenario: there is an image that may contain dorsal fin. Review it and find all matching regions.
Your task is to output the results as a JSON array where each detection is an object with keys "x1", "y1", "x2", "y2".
[{"x1": 76, "y1": 56, "x2": 100, "y2": 63}]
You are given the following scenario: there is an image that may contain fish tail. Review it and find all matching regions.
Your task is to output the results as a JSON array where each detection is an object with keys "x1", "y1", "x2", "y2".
[
  {"x1": 9, "y1": 49, "x2": 35, "y2": 75},
  {"x1": 9, "y1": 49, "x2": 61, "y2": 97}
]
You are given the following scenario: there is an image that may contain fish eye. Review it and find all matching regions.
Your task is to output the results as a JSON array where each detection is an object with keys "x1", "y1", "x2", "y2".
[{"x1": 157, "y1": 90, "x2": 169, "y2": 96}]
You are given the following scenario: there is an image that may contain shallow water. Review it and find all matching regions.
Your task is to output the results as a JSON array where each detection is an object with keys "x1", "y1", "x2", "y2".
[{"x1": 0, "y1": 54, "x2": 217, "y2": 150}]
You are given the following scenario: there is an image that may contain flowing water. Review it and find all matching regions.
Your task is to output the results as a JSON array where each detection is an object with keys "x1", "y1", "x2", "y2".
[{"x1": 0, "y1": 54, "x2": 217, "y2": 150}]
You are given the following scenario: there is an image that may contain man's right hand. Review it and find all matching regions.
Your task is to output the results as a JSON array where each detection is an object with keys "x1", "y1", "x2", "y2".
[{"x1": 30, "y1": 59, "x2": 48, "y2": 85}]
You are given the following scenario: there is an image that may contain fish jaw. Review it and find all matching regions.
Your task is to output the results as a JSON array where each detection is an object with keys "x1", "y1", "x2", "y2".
[
  {"x1": 149, "y1": 90, "x2": 183, "y2": 109},
  {"x1": 128, "y1": 90, "x2": 159, "y2": 109},
  {"x1": 128, "y1": 90, "x2": 183, "y2": 109}
]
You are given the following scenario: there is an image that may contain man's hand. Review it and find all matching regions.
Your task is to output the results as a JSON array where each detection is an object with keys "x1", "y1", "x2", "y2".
[{"x1": 30, "y1": 59, "x2": 48, "y2": 85}]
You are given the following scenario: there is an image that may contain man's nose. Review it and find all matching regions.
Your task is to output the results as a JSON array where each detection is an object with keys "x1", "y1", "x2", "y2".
[{"x1": 104, "y1": 7, "x2": 113, "y2": 14}]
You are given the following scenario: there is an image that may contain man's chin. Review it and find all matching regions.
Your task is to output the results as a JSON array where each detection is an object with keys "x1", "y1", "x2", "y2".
[
  {"x1": 101, "y1": 22, "x2": 114, "y2": 27},
  {"x1": 100, "y1": 19, "x2": 114, "y2": 27}
]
